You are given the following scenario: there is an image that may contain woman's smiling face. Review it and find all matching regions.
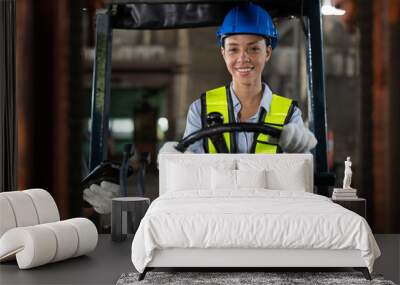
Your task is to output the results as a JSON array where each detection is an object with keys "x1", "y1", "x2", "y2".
[{"x1": 221, "y1": 34, "x2": 272, "y2": 86}]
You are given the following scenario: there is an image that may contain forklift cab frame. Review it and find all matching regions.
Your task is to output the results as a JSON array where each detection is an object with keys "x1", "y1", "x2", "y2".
[{"x1": 88, "y1": 0, "x2": 330, "y2": 196}]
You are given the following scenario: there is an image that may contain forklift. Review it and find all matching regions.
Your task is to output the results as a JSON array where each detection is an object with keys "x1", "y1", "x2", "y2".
[{"x1": 85, "y1": 0, "x2": 334, "y2": 199}]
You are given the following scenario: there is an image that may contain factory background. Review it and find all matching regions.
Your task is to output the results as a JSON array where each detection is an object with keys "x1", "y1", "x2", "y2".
[{"x1": 1, "y1": 0, "x2": 399, "y2": 233}]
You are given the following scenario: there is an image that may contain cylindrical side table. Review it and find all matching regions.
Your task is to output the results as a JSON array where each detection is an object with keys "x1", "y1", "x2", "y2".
[{"x1": 111, "y1": 197, "x2": 150, "y2": 242}]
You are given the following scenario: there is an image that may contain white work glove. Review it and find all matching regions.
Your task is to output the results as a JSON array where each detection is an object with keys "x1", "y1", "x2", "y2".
[
  {"x1": 83, "y1": 181, "x2": 120, "y2": 214},
  {"x1": 279, "y1": 123, "x2": 317, "y2": 153},
  {"x1": 159, "y1": 142, "x2": 195, "y2": 154}
]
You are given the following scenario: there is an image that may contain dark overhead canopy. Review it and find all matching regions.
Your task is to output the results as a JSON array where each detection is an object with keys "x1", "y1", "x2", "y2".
[{"x1": 106, "y1": 0, "x2": 310, "y2": 30}]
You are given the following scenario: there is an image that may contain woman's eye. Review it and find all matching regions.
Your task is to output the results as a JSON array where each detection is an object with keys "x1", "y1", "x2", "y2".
[
  {"x1": 228, "y1": 48, "x2": 238, "y2": 53},
  {"x1": 251, "y1": 47, "x2": 260, "y2": 52}
]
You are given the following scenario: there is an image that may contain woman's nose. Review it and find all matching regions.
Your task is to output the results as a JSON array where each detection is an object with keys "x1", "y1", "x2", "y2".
[{"x1": 238, "y1": 50, "x2": 250, "y2": 63}]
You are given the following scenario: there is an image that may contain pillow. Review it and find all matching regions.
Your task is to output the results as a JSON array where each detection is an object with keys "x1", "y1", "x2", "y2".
[
  {"x1": 167, "y1": 162, "x2": 211, "y2": 191},
  {"x1": 211, "y1": 168, "x2": 236, "y2": 190},
  {"x1": 211, "y1": 169, "x2": 267, "y2": 190},
  {"x1": 237, "y1": 157, "x2": 312, "y2": 192},
  {"x1": 166, "y1": 158, "x2": 236, "y2": 192},
  {"x1": 236, "y1": 169, "x2": 267, "y2": 189},
  {"x1": 265, "y1": 167, "x2": 307, "y2": 192}
]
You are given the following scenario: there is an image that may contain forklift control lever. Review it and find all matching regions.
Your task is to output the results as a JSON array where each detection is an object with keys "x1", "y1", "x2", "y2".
[{"x1": 206, "y1": 112, "x2": 229, "y2": 153}]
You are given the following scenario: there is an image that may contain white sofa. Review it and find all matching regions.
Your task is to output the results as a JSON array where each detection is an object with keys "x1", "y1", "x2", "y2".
[{"x1": 0, "y1": 189, "x2": 98, "y2": 269}]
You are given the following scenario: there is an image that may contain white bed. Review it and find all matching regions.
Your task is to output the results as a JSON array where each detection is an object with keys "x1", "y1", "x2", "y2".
[{"x1": 131, "y1": 142, "x2": 380, "y2": 280}]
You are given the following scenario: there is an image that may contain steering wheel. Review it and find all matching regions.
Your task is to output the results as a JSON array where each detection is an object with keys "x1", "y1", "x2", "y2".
[
  {"x1": 175, "y1": 112, "x2": 282, "y2": 153},
  {"x1": 176, "y1": 113, "x2": 336, "y2": 190}
]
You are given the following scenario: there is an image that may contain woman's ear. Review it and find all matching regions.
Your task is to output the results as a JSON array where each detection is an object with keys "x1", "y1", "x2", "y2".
[
  {"x1": 265, "y1": 45, "x2": 272, "y2": 62},
  {"x1": 221, "y1": 46, "x2": 226, "y2": 60}
]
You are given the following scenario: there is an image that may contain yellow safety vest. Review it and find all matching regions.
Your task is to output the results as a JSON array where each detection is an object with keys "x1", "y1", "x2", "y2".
[{"x1": 201, "y1": 85, "x2": 295, "y2": 153}]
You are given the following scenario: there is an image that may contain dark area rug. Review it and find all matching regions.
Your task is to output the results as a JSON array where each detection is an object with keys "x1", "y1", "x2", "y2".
[{"x1": 116, "y1": 271, "x2": 396, "y2": 285}]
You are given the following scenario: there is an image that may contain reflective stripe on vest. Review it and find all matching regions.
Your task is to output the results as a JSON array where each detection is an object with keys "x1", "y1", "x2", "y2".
[
  {"x1": 202, "y1": 86, "x2": 294, "y2": 153},
  {"x1": 252, "y1": 94, "x2": 294, "y2": 154},
  {"x1": 203, "y1": 86, "x2": 232, "y2": 153}
]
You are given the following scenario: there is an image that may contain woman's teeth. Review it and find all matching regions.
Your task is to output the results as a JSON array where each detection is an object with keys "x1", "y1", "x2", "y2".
[{"x1": 237, "y1": 68, "x2": 252, "y2": 72}]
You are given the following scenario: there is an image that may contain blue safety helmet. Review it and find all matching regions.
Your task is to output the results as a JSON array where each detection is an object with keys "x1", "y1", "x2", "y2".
[{"x1": 217, "y1": 2, "x2": 279, "y2": 49}]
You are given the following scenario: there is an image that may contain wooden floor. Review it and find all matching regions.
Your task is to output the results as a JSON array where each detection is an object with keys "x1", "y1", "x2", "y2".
[{"x1": 0, "y1": 235, "x2": 398, "y2": 285}]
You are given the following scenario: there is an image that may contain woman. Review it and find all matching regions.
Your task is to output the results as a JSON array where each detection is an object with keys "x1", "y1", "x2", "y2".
[{"x1": 183, "y1": 2, "x2": 316, "y2": 154}]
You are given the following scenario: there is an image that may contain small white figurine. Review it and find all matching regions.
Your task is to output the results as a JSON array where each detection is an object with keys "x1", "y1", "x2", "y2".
[{"x1": 343, "y1": 156, "x2": 353, "y2": 189}]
